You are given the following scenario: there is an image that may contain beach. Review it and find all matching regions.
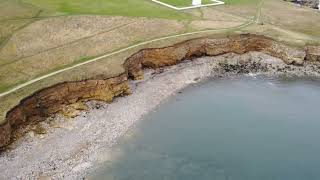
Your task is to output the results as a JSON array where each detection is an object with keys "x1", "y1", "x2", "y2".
[{"x1": 0, "y1": 52, "x2": 319, "y2": 179}]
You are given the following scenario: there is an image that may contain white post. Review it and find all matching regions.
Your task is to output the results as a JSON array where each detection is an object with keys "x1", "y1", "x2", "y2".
[
  {"x1": 192, "y1": 0, "x2": 202, "y2": 6},
  {"x1": 318, "y1": 0, "x2": 320, "y2": 10}
]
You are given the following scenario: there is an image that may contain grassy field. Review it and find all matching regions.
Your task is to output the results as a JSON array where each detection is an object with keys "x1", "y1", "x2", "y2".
[
  {"x1": 159, "y1": 0, "x2": 214, "y2": 7},
  {"x1": 18, "y1": 0, "x2": 259, "y2": 19},
  {"x1": 0, "y1": 0, "x2": 260, "y2": 21},
  {"x1": 223, "y1": 0, "x2": 258, "y2": 4},
  {"x1": 0, "y1": 0, "x2": 192, "y2": 43},
  {"x1": 0, "y1": 0, "x2": 259, "y2": 49},
  {"x1": 20, "y1": 0, "x2": 191, "y2": 19}
]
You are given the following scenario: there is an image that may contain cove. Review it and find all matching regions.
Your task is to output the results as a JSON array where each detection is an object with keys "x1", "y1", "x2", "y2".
[{"x1": 90, "y1": 76, "x2": 320, "y2": 180}]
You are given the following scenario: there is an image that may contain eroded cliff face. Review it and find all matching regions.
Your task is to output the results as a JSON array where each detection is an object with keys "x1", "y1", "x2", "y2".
[
  {"x1": 1, "y1": 34, "x2": 319, "y2": 148},
  {"x1": 125, "y1": 34, "x2": 307, "y2": 80},
  {"x1": 306, "y1": 46, "x2": 320, "y2": 62},
  {"x1": 1, "y1": 74, "x2": 131, "y2": 148},
  {"x1": 0, "y1": 122, "x2": 11, "y2": 148}
]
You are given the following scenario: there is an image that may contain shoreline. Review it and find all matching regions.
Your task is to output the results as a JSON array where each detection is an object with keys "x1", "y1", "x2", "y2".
[
  {"x1": 2, "y1": 34, "x2": 318, "y2": 149},
  {"x1": 0, "y1": 52, "x2": 320, "y2": 179}
]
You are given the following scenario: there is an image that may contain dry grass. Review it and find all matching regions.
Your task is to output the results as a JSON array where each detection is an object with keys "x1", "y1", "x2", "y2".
[
  {"x1": 0, "y1": 0, "x2": 40, "y2": 45},
  {"x1": 0, "y1": 19, "x2": 34, "y2": 40},
  {"x1": 0, "y1": 16, "x2": 134, "y2": 60},
  {"x1": 0, "y1": 16, "x2": 186, "y2": 92},
  {"x1": 0, "y1": 0, "x2": 39, "y2": 20},
  {"x1": 243, "y1": 23, "x2": 319, "y2": 46},
  {"x1": 189, "y1": 20, "x2": 245, "y2": 31},
  {"x1": 201, "y1": 7, "x2": 248, "y2": 22},
  {"x1": 213, "y1": 0, "x2": 260, "y2": 20},
  {"x1": 262, "y1": 0, "x2": 320, "y2": 37}
]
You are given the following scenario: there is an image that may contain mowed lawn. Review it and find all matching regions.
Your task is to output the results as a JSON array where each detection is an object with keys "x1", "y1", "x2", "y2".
[
  {"x1": 20, "y1": 0, "x2": 191, "y2": 19},
  {"x1": 223, "y1": 0, "x2": 258, "y2": 4},
  {"x1": 19, "y1": 0, "x2": 258, "y2": 19},
  {"x1": 159, "y1": 0, "x2": 214, "y2": 7}
]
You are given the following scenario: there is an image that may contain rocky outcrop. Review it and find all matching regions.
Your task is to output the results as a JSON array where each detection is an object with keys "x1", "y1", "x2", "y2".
[
  {"x1": 306, "y1": 46, "x2": 320, "y2": 62},
  {"x1": 0, "y1": 121, "x2": 11, "y2": 149},
  {"x1": 125, "y1": 34, "x2": 306, "y2": 80},
  {"x1": 301, "y1": 0, "x2": 319, "y2": 8},
  {"x1": 1, "y1": 74, "x2": 131, "y2": 148},
  {"x1": 285, "y1": 0, "x2": 319, "y2": 9},
  {"x1": 0, "y1": 34, "x2": 319, "y2": 148}
]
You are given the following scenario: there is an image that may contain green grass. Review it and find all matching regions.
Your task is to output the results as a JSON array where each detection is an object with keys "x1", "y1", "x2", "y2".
[
  {"x1": 0, "y1": 0, "x2": 259, "y2": 22},
  {"x1": 159, "y1": 0, "x2": 214, "y2": 7},
  {"x1": 20, "y1": 0, "x2": 192, "y2": 20},
  {"x1": 223, "y1": 0, "x2": 259, "y2": 5}
]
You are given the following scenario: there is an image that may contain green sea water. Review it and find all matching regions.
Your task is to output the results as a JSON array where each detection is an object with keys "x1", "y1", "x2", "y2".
[{"x1": 91, "y1": 76, "x2": 320, "y2": 180}]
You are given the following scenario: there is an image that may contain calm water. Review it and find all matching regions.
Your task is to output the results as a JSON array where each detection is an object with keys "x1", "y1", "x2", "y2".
[{"x1": 91, "y1": 76, "x2": 320, "y2": 180}]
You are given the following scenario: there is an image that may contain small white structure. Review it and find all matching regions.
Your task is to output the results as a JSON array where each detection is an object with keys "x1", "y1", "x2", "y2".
[{"x1": 192, "y1": 0, "x2": 202, "y2": 6}]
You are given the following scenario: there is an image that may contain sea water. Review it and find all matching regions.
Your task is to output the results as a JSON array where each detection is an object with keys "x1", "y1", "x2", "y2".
[{"x1": 91, "y1": 76, "x2": 320, "y2": 180}]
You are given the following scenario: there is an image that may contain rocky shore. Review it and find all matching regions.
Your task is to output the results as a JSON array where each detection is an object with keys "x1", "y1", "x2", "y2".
[
  {"x1": 285, "y1": 0, "x2": 319, "y2": 9},
  {"x1": 0, "y1": 34, "x2": 320, "y2": 179},
  {"x1": 0, "y1": 51, "x2": 319, "y2": 179},
  {"x1": 2, "y1": 34, "x2": 320, "y2": 149}
]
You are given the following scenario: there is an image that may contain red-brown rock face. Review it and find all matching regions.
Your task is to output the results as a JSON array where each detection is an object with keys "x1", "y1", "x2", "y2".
[
  {"x1": 125, "y1": 34, "x2": 306, "y2": 80},
  {"x1": 0, "y1": 34, "x2": 318, "y2": 148},
  {"x1": 1, "y1": 74, "x2": 130, "y2": 148},
  {"x1": 0, "y1": 121, "x2": 11, "y2": 149}
]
